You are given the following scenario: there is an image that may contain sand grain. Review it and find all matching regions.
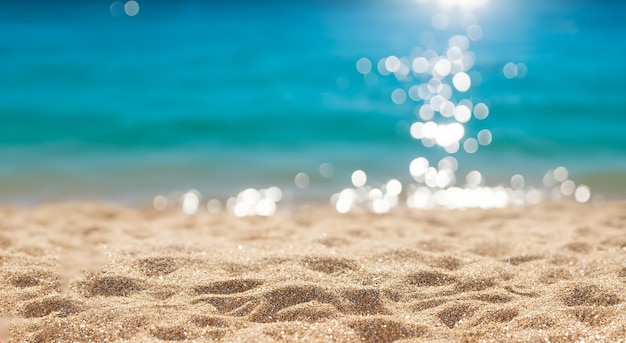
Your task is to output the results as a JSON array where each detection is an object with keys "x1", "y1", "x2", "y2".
[{"x1": 1, "y1": 202, "x2": 625, "y2": 342}]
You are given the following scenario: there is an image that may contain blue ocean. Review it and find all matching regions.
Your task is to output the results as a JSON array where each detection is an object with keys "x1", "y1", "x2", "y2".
[{"x1": 1, "y1": 0, "x2": 626, "y2": 209}]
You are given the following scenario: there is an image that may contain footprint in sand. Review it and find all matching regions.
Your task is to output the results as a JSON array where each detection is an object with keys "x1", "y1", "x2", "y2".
[
  {"x1": 347, "y1": 317, "x2": 427, "y2": 343},
  {"x1": 136, "y1": 257, "x2": 181, "y2": 277},
  {"x1": 150, "y1": 325, "x2": 189, "y2": 341},
  {"x1": 301, "y1": 256, "x2": 359, "y2": 274},
  {"x1": 437, "y1": 302, "x2": 476, "y2": 329},
  {"x1": 407, "y1": 270, "x2": 457, "y2": 287},
  {"x1": 502, "y1": 254, "x2": 543, "y2": 266},
  {"x1": 81, "y1": 275, "x2": 143, "y2": 297},
  {"x1": 8, "y1": 270, "x2": 58, "y2": 289},
  {"x1": 560, "y1": 283, "x2": 621, "y2": 306},
  {"x1": 193, "y1": 279, "x2": 264, "y2": 295},
  {"x1": 19, "y1": 296, "x2": 83, "y2": 318},
  {"x1": 473, "y1": 307, "x2": 519, "y2": 326}
]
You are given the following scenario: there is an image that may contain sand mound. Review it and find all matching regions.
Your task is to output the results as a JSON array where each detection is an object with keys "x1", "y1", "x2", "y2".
[{"x1": 1, "y1": 202, "x2": 626, "y2": 342}]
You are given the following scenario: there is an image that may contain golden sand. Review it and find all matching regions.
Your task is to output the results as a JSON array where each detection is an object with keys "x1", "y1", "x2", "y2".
[{"x1": 1, "y1": 202, "x2": 625, "y2": 342}]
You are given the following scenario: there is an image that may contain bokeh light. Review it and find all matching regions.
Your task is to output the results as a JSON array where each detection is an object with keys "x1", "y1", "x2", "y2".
[
  {"x1": 295, "y1": 172, "x2": 310, "y2": 189},
  {"x1": 110, "y1": 1, "x2": 125, "y2": 17},
  {"x1": 124, "y1": 1, "x2": 140, "y2": 16},
  {"x1": 466, "y1": 24, "x2": 483, "y2": 41},
  {"x1": 560, "y1": 180, "x2": 576, "y2": 196},
  {"x1": 454, "y1": 104, "x2": 472, "y2": 123},
  {"x1": 575, "y1": 185, "x2": 591, "y2": 203},
  {"x1": 153, "y1": 195, "x2": 167, "y2": 211},
  {"x1": 412, "y1": 57, "x2": 429, "y2": 74},
  {"x1": 328, "y1": 0, "x2": 590, "y2": 213},
  {"x1": 503, "y1": 62, "x2": 518, "y2": 79},
  {"x1": 182, "y1": 190, "x2": 200, "y2": 215},
  {"x1": 149, "y1": 0, "x2": 596, "y2": 217},
  {"x1": 554, "y1": 166, "x2": 569, "y2": 182},
  {"x1": 356, "y1": 57, "x2": 372, "y2": 75},
  {"x1": 466, "y1": 170, "x2": 482, "y2": 187},
  {"x1": 206, "y1": 199, "x2": 222, "y2": 214},
  {"x1": 351, "y1": 170, "x2": 367, "y2": 187},
  {"x1": 477, "y1": 129, "x2": 492, "y2": 146},
  {"x1": 463, "y1": 138, "x2": 478, "y2": 153},
  {"x1": 452, "y1": 72, "x2": 471, "y2": 92},
  {"x1": 391, "y1": 88, "x2": 407, "y2": 104},
  {"x1": 473, "y1": 103, "x2": 489, "y2": 119},
  {"x1": 511, "y1": 174, "x2": 525, "y2": 190}
]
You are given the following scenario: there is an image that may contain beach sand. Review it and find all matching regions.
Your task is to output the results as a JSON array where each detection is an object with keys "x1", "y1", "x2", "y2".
[{"x1": 1, "y1": 201, "x2": 625, "y2": 342}]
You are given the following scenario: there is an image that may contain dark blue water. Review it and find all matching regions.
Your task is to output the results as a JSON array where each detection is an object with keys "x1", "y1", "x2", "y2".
[{"x1": 1, "y1": 0, "x2": 625, "y2": 205}]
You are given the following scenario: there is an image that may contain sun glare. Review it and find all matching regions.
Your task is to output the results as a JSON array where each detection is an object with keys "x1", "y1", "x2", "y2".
[{"x1": 435, "y1": 0, "x2": 488, "y2": 10}]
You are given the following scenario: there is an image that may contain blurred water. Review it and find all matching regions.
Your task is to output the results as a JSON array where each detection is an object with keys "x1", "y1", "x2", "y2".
[{"x1": 1, "y1": 0, "x2": 625, "y2": 207}]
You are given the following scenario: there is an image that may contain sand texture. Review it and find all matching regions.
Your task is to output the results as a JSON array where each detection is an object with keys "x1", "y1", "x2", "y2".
[{"x1": 1, "y1": 202, "x2": 626, "y2": 342}]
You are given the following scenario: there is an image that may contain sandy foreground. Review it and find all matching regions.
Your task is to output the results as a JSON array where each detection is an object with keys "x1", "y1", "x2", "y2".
[{"x1": 0, "y1": 201, "x2": 625, "y2": 342}]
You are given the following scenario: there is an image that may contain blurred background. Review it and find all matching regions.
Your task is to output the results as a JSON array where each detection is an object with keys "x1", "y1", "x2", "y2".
[{"x1": 1, "y1": 0, "x2": 625, "y2": 207}]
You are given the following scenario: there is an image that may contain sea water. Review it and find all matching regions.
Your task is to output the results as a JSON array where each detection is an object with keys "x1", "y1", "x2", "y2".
[{"x1": 1, "y1": 0, "x2": 625, "y2": 211}]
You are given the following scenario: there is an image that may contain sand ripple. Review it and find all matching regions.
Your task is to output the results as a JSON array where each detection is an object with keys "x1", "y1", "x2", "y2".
[{"x1": 1, "y1": 202, "x2": 625, "y2": 342}]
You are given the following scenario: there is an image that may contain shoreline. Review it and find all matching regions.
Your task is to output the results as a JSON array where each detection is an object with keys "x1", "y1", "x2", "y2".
[
  {"x1": 1, "y1": 201, "x2": 625, "y2": 342},
  {"x1": 2, "y1": 162, "x2": 626, "y2": 210}
]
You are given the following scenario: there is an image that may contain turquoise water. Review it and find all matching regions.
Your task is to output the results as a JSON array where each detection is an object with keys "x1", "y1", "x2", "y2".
[{"x1": 1, "y1": 0, "x2": 626, "y2": 206}]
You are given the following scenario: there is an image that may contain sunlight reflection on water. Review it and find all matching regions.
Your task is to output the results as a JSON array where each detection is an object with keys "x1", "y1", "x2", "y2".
[{"x1": 150, "y1": 0, "x2": 597, "y2": 216}]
